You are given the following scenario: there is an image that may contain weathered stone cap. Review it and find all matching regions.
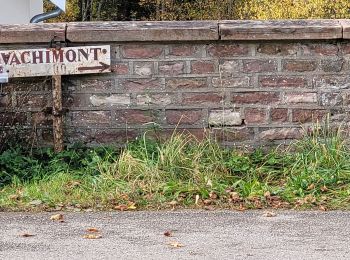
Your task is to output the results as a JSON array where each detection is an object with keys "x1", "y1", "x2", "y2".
[
  {"x1": 0, "y1": 23, "x2": 66, "y2": 43},
  {"x1": 340, "y1": 20, "x2": 350, "y2": 39},
  {"x1": 220, "y1": 20, "x2": 343, "y2": 40},
  {"x1": 66, "y1": 21, "x2": 219, "y2": 42}
]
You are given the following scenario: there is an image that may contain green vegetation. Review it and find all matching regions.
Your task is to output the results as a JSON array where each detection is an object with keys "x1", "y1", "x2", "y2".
[
  {"x1": 46, "y1": 0, "x2": 350, "y2": 22},
  {"x1": 1, "y1": 124, "x2": 350, "y2": 212}
]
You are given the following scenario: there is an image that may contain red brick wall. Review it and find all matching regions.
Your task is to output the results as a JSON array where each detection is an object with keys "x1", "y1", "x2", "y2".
[{"x1": 1, "y1": 20, "x2": 350, "y2": 147}]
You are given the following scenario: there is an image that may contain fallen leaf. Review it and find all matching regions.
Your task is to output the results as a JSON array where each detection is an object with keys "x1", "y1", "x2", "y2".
[
  {"x1": 204, "y1": 205, "x2": 215, "y2": 211},
  {"x1": 263, "y1": 211, "x2": 277, "y2": 217},
  {"x1": 320, "y1": 186, "x2": 329, "y2": 192},
  {"x1": 164, "y1": 231, "x2": 172, "y2": 237},
  {"x1": 195, "y1": 195, "x2": 200, "y2": 205},
  {"x1": 203, "y1": 199, "x2": 212, "y2": 205},
  {"x1": 83, "y1": 234, "x2": 102, "y2": 239},
  {"x1": 168, "y1": 241, "x2": 184, "y2": 248},
  {"x1": 50, "y1": 214, "x2": 64, "y2": 222},
  {"x1": 264, "y1": 191, "x2": 271, "y2": 198},
  {"x1": 307, "y1": 183, "x2": 315, "y2": 190},
  {"x1": 86, "y1": 228, "x2": 99, "y2": 233},
  {"x1": 209, "y1": 191, "x2": 218, "y2": 200},
  {"x1": 230, "y1": 192, "x2": 240, "y2": 201},
  {"x1": 319, "y1": 205, "x2": 327, "y2": 211},
  {"x1": 169, "y1": 200, "x2": 178, "y2": 206},
  {"x1": 127, "y1": 203, "x2": 137, "y2": 210},
  {"x1": 115, "y1": 205, "x2": 128, "y2": 211},
  {"x1": 20, "y1": 233, "x2": 35, "y2": 237},
  {"x1": 9, "y1": 194, "x2": 20, "y2": 200}
]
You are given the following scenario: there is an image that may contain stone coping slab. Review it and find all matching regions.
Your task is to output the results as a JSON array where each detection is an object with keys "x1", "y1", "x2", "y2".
[
  {"x1": 219, "y1": 20, "x2": 343, "y2": 40},
  {"x1": 0, "y1": 20, "x2": 349, "y2": 43},
  {"x1": 0, "y1": 23, "x2": 66, "y2": 43},
  {"x1": 66, "y1": 21, "x2": 219, "y2": 42}
]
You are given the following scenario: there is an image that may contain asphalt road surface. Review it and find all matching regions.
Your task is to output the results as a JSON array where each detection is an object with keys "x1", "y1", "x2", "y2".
[{"x1": 1, "y1": 210, "x2": 349, "y2": 260}]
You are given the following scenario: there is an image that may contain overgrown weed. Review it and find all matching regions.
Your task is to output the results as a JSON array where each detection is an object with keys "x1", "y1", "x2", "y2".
[{"x1": 1, "y1": 124, "x2": 350, "y2": 211}]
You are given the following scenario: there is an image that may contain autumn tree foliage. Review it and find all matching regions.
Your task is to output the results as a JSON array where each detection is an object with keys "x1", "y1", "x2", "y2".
[{"x1": 45, "y1": 0, "x2": 350, "y2": 21}]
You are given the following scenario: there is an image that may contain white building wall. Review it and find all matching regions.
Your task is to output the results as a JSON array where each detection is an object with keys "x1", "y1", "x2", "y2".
[{"x1": 0, "y1": 0, "x2": 43, "y2": 24}]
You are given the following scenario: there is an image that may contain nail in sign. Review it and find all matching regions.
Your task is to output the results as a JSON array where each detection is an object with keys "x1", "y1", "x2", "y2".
[{"x1": 0, "y1": 45, "x2": 111, "y2": 78}]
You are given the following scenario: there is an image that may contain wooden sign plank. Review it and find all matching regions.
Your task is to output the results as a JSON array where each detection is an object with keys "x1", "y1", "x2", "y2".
[{"x1": 0, "y1": 45, "x2": 111, "y2": 78}]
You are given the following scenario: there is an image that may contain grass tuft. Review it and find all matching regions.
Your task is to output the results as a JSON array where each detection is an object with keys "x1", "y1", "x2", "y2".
[{"x1": 1, "y1": 125, "x2": 350, "y2": 211}]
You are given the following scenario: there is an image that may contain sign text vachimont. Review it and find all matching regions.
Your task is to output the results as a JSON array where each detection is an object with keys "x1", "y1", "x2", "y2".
[{"x1": 0, "y1": 45, "x2": 111, "y2": 78}]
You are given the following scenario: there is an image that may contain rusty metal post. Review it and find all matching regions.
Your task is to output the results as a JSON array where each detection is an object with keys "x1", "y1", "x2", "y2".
[{"x1": 52, "y1": 75, "x2": 64, "y2": 153}]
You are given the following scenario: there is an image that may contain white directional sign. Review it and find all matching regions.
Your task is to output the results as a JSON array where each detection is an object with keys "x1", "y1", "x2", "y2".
[{"x1": 0, "y1": 45, "x2": 111, "y2": 78}]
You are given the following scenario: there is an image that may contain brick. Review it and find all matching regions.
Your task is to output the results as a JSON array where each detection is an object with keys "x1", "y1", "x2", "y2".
[
  {"x1": 257, "y1": 43, "x2": 298, "y2": 56},
  {"x1": 134, "y1": 62, "x2": 154, "y2": 76},
  {"x1": 115, "y1": 109, "x2": 157, "y2": 124},
  {"x1": 17, "y1": 94, "x2": 50, "y2": 108},
  {"x1": 122, "y1": 79, "x2": 161, "y2": 92},
  {"x1": 191, "y1": 61, "x2": 215, "y2": 74},
  {"x1": 72, "y1": 111, "x2": 111, "y2": 126},
  {"x1": 259, "y1": 128, "x2": 303, "y2": 140},
  {"x1": 271, "y1": 108, "x2": 288, "y2": 123},
  {"x1": 94, "y1": 129, "x2": 138, "y2": 144},
  {"x1": 212, "y1": 77, "x2": 250, "y2": 88},
  {"x1": 242, "y1": 60, "x2": 277, "y2": 73},
  {"x1": 283, "y1": 60, "x2": 318, "y2": 72},
  {"x1": 212, "y1": 127, "x2": 254, "y2": 142},
  {"x1": 284, "y1": 93, "x2": 317, "y2": 104},
  {"x1": 292, "y1": 109, "x2": 326, "y2": 123},
  {"x1": 31, "y1": 112, "x2": 52, "y2": 126},
  {"x1": 111, "y1": 63, "x2": 129, "y2": 75},
  {"x1": 169, "y1": 45, "x2": 199, "y2": 56},
  {"x1": 166, "y1": 109, "x2": 203, "y2": 125},
  {"x1": 0, "y1": 112, "x2": 27, "y2": 126},
  {"x1": 90, "y1": 94, "x2": 131, "y2": 107},
  {"x1": 320, "y1": 59, "x2": 344, "y2": 72},
  {"x1": 136, "y1": 94, "x2": 172, "y2": 106},
  {"x1": 166, "y1": 78, "x2": 207, "y2": 90},
  {"x1": 244, "y1": 108, "x2": 267, "y2": 124},
  {"x1": 313, "y1": 76, "x2": 350, "y2": 89},
  {"x1": 159, "y1": 61, "x2": 184, "y2": 76},
  {"x1": 64, "y1": 94, "x2": 88, "y2": 108},
  {"x1": 3, "y1": 78, "x2": 51, "y2": 92},
  {"x1": 122, "y1": 45, "x2": 163, "y2": 58},
  {"x1": 259, "y1": 76, "x2": 308, "y2": 88},
  {"x1": 319, "y1": 92, "x2": 343, "y2": 107},
  {"x1": 301, "y1": 44, "x2": 339, "y2": 56},
  {"x1": 219, "y1": 60, "x2": 240, "y2": 75},
  {"x1": 232, "y1": 92, "x2": 280, "y2": 104},
  {"x1": 80, "y1": 79, "x2": 113, "y2": 92},
  {"x1": 0, "y1": 94, "x2": 11, "y2": 107},
  {"x1": 182, "y1": 93, "x2": 223, "y2": 106},
  {"x1": 340, "y1": 43, "x2": 350, "y2": 55},
  {"x1": 208, "y1": 110, "x2": 242, "y2": 126},
  {"x1": 207, "y1": 44, "x2": 248, "y2": 57}
]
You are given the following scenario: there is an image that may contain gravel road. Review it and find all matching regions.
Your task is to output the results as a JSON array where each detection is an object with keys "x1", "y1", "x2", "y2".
[{"x1": 0, "y1": 210, "x2": 349, "y2": 260}]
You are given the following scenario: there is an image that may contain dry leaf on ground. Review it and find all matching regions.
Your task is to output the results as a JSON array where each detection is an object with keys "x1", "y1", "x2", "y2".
[
  {"x1": 83, "y1": 234, "x2": 102, "y2": 239},
  {"x1": 86, "y1": 228, "x2": 99, "y2": 233},
  {"x1": 164, "y1": 231, "x2": 172, "y2": 237},
  {"x1": 50, "y1": 214, "x2": 64, "y2": 222},
  {"x1": 263, "y1": 211, "x2": 277, "y2": 217},
  {"x1": 127, "y1": 203, "x2": 137, "y2": 210},
  {"x1": 20, "y1": 233, "x2": 35, "y2": 237},
  {"x1": 319, "y1": 205, "x2": 327, "y2": 211},
  {"x1": 168, "y1": 241, "x2": 184, "y2": 248},
  {"x1": 115, "y1": 205, "x2": 128, "y2": 211}
]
